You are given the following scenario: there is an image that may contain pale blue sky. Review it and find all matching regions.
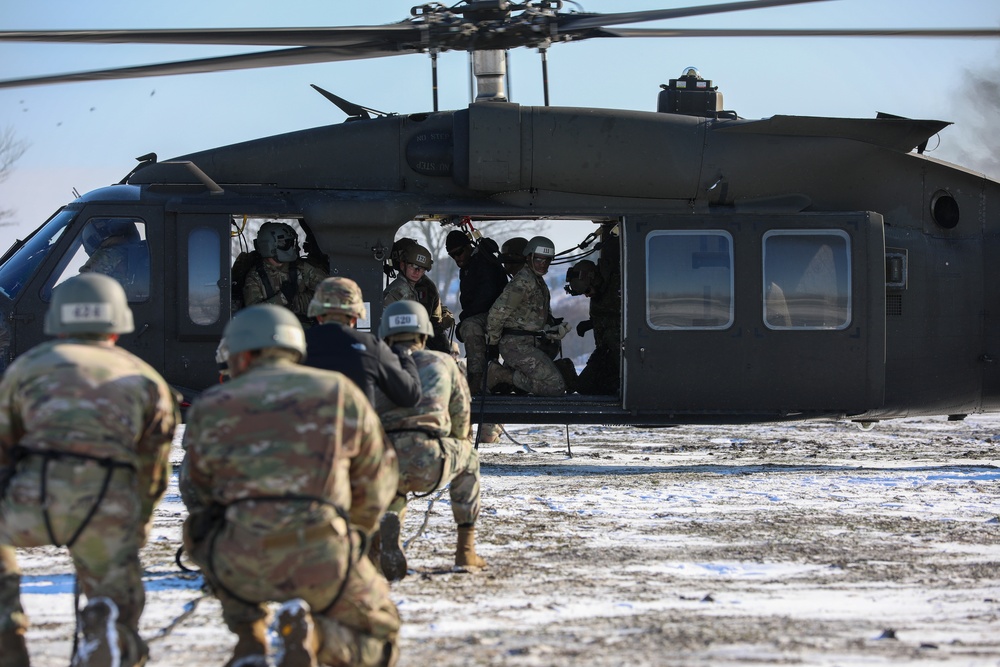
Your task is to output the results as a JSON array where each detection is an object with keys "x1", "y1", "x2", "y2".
[{"x1": 1, "y1": 0, "x2": 998, "y2": 249}]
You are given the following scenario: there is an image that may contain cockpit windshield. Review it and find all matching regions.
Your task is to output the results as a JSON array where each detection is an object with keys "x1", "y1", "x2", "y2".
[{"x1": 0, "y1": 209, "x2": 77, "y2": 300}]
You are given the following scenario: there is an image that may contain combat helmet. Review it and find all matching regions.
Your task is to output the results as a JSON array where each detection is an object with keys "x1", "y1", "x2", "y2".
[
  {"x1": 254, "y1": 222, "x2": 300, "y2": 263},
  {"x1": 82, "y1": 218, "x2": 141, "y2": 255},
  {"x1": 44, "y1": 273, "x2": 134, "y2": 336},
  {"x1": 379, "y1": 300, "x2": 434, "y2": 339},
  {"x1": 308, "y1": 277, "x2": 367, "y2": 319},
  {"x1": 223, "y1": 304, "x2": 306, "y2": 360},
  {"x1": 524, "y1": 236, "x2": 556, "y2": 258},
  {"x1": 400, "y1": 243, "x2": 433, "y2": 270},
  {"x1": 565, "y1": 259, "x2": 599, "y2": 296}
]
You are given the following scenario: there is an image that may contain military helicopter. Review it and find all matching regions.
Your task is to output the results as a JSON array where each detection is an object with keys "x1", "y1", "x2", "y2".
[{"x1": 1, "y1": 0, "x2": 999, "y2": 428}]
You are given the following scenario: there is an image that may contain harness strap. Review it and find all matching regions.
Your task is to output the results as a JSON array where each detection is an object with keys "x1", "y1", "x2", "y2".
[
  {"x1": 30, "y1": 449, "x2": 135, "y2": 549},
  {"x1": 254, "y1": 260, "x2": 276, "y2": 300},
  {"x1": 205, "y1": 494, "x2": 356, "y2": 615},
  {"x1": 502, "y1": 328, "x2": 543, "y2": 338}
]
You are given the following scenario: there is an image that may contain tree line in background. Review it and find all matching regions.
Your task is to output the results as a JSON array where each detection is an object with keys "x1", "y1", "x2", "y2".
[{"x1": 0, "y1": 126, "x2": 29, "y2": 227}]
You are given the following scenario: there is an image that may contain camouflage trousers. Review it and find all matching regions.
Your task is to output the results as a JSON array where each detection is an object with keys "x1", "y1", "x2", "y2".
[
  {"x1": 458, "y1": 314, "x2": 489, "y2": 386},
  {"x1": 499, "y1": 334, "x2": 567, "y2": 396},
  {"x1": 387, "y1": 431, "x2": 481, "y2": 526},
  {"x1": 0, "y1": 455, "x2": 148, "y2": 649},
  {"x1": 188, "y1": 509, "x2": 400, "y2": 667}
]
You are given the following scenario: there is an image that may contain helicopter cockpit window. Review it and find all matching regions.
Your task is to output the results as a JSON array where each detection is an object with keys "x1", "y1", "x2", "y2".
[
  {"x1": 646, "y1": 230, "x2": 734, "y2": 330},
  {"x1": 42, "y1": 217, "x2": 149, "y2": 303},
  {"x1": 0, "y1": 209, "x2": 76, "y2": 300},
  {"x1": 189, "y1": 227, "x2": 222, "y2": 325},
  {"x1": 762, "y1": 230, "x2": 851, "y2": 330}
]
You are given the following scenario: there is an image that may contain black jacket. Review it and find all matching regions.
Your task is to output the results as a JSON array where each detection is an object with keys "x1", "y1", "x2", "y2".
[
  {"x1": 459, "y1": 250, "x2": 508, "y2": 321},
  {"x1": 303, "y1": 322, "x2": 421, "y2": 408}
]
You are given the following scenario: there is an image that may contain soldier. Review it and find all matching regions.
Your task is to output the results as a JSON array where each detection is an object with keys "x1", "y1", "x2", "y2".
[
  {"x1": 0, "y1": 273, "x2": 179, "y2": 667},
  {"x1": 372, "y1": 301, "x2": 486, "y2": 581},
  {"x1": 498, "y1": 237, "x2": 528, "y2": 279},
  {"x1": 445, "y1": 230, "x2": 506, "y2": 443},
  {"x1": 78, "y1": 219, "x2": 150, "y2": 300},
  {"x1": 243, "y1": 222, "x2": 328, "y2": 323},
  {"x1": 566, "y1": 252, "x2": 621, "y2": 395},
  {"x1": 181, "y1": 304, "x2": 400, "y2": 667},
  {"x1": 304, "y1": 277, "x2": 422, "y2": 408},
  {"x1": 486, "y1": 236, "x2": 570, "y2": 396},
  {"x1": 383, "y1": 240, "x2": 455, "y2": 354}
]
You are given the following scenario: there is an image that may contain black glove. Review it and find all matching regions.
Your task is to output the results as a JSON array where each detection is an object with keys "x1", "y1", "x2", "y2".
[
  {"x1": 486, "y1": 344, "x2": 500, "y2": 361},
  {"x1": 576, "y1": 319, "x2": 594, "y2": 337},
  {"x1": 279, "y1": 281, "x2": 297, "y2": 304}
]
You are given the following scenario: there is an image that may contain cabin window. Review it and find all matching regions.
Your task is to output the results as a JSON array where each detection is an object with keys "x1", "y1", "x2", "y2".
[
  {"x1": 762, "y1": 230, "x2": 851, "y2": 330},
  {"x1": 645, "y1": 230, "x2": 733, "y2": 330},
  {"x1": 42, "y1": 217, "x2": 150, "y2": 303},
  {"x1": 188, "y1": 227, "x2": 221, "y2": 325}
]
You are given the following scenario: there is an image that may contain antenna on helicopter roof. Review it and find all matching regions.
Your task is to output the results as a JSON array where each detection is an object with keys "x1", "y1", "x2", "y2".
[{"x1": 310, "y1": 85, "x2": 389, "y2": 121}]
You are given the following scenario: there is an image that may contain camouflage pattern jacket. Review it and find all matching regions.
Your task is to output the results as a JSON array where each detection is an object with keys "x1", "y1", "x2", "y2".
[
  {"x1": 0, "y1": 338, "x2": 179, "y2": 516},
  {"x1": 243, "y1": 259, "x2": 328, "y2": 319},
  {"x1": 486, "y1": 266, "x2": 552, "y2": 345},
  {"x1": 374, "y1": 349, "x2": 471, "y2": 441},
  {"x1": 181, "y1": 357, "x2": 398, "y2": 535}
]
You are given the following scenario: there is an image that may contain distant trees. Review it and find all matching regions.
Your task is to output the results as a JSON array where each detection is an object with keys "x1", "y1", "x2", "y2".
[{"x1": 0, "y1": 126, "x2": 29, "y2": 226}]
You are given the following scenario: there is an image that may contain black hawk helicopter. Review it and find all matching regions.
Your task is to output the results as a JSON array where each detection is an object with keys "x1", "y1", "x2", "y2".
[{"x1": 0, "y1": 0, "x2": 999, "y2": 427}]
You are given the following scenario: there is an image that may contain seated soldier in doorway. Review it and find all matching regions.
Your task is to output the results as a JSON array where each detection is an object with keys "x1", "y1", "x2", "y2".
[
  {"x1": 383, "y1": 239, "x2": 454, "y2": 354},
  {"x1": 485, "y1": 236, "x2": 571, "y2": 397},
  {"x1": 243, "y1": 221, "x2": 328, "y2": 324}
]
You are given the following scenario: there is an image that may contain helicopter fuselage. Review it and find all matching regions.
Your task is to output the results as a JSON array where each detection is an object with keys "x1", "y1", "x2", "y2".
[{"x1": 1, "y1": 102, "x2": 996, "y2": 426}]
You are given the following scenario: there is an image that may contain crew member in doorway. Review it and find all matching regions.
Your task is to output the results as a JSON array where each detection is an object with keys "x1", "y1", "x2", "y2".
[
  {"x1": 243, "y1": 222, "x2": 328, "y2": 324},
  {"x1": 383, "y1": 239, "x2": 454, "y2": 353},
  {"x1": 486, "y1": 236, "x2": 570, "y2": 396}
]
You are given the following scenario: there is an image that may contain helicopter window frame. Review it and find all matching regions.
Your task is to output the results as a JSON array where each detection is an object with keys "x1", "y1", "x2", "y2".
[
  {"x1": 761, "y1": 229, "x2": 852, "y2": 331},
  {"x1": 644, "y1": 229, "x2": 734, "y2": 331},
  {"x1": 41, "y1": 217, "x2": 150, "y2": 304}
]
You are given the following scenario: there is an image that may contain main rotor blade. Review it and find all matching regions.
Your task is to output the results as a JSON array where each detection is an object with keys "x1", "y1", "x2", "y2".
[
  {"x1": 0, "y1": 24, "x2": 420, "y2": 47},
  {"x1": 559, "y1": 0, "x2": 834, "y2": 31},
  {"x1": 0, "y1": 44, "x2": 411, "y2": 89},
  {"x1": 605, "y1": 27, "x2": 1000, "y2": 38}
]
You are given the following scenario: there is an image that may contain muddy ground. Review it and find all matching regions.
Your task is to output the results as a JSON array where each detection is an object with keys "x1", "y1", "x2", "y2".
[{"x1": 14, "y1": 416, "x2": 1000, "y2": 666}]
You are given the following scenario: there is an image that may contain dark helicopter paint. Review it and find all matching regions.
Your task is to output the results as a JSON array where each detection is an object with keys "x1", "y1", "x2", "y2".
[
  {"x1": 1, "y1": 100, "x2": 997, "y2": 426},
  {"x1": 2, "y1": 1, "x2": 998, "y2": 426}
]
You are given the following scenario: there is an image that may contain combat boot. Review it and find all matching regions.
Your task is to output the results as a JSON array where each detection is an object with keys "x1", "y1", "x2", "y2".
[
  {"x1": 273, "y1": 600, "x2": 319, "y2": 667},
  {"x1": 379, "y1": 512, "x2": 407, "y2": 582},
  {"x1": 224, "y1": 619, "x2": 269, "y2": 667},
  {"x1": 455, "y1": 524, "x2": 488, "y2": 569},
  {"x1": 467, "y1": 372, "x2": 485, "y2": 395},
  {"x1": 486, "y1": 362, "x2": 514, "y2": 394},
  {"x1": 71, "y1": 597, "x2": 119, "y2": 667},
  {"x1": 0, "y1": 626, "x2": 29, "y2": 667}
]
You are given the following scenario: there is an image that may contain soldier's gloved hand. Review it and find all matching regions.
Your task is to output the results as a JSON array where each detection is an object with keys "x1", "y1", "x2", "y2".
[
  {"x1": 279, "y1": 280, "x2": 297, "y2": 304},
  {"x1": 440, "y1": 308, "x2": 456, "y2": 330},
  {"x1": 486, "y1": 344, "x2": 500, "y2": 361},
  {"x1": 544, "y1": 321, "x2": 572, "y2": 341},
  {"x1": 576, "y1": 319, "x2": 594, "y2": 337}
]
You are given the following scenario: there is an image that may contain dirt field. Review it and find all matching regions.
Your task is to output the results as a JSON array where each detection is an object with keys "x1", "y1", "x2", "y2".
[{"x1": 13, "y1": 416, "x2": 1000, "y2": 666}]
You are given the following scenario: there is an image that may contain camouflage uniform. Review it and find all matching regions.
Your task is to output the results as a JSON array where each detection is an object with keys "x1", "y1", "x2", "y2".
[
  {"x1": 80, "y1": 241, "x2": 129, "y2": 279},
  {"x1": 0, "y1": 338, "x2": 179, "y2": 661},
  {"x1": 243, "y1": 259, "x2": 328, "y2": 321},
  {"x1": 181, "y1": 356, "x2": 401, "y2": 667},
  {"x1": 383, "y1": 276, "x2": 454, "y2": 354},
  {"x1": 374, "y1": 350, "x2": 480, "y2": 526},
  {"x1": 487, "y1": 266, "x2": 566, "y2": 396}
]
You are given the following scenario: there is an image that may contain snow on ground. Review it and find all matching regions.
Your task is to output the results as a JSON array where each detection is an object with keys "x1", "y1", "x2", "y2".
[{"x1": 12, "y1": 416, "x2": 1000, "y2": 666}]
